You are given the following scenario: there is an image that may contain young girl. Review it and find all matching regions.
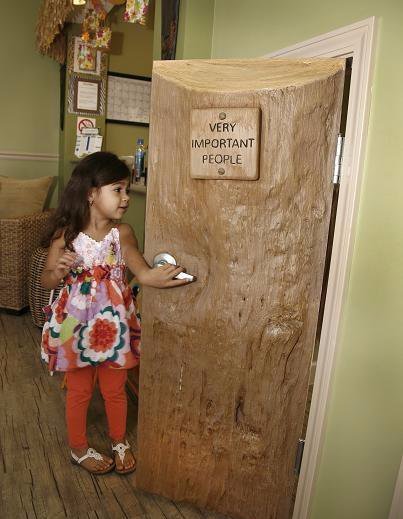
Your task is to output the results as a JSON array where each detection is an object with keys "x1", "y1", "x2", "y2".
[{"x1": 41, "y1": 151, "x2": 191, "y2": 475}]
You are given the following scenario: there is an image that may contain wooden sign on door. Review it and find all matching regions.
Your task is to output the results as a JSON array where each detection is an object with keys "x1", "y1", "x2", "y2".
[
  {"x1": 190, "y1": 107, "x2": 260, "y2": 180},
  {"x1": 137, "y1": 58, "x2": 344, "y2": 519}
]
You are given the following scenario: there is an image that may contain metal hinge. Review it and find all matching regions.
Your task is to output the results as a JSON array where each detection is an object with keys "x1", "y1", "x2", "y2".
[
  {"x1": 294, "y1": 438, "x2": 305, "y2": 475},
  {"x1": 333, "y1": 134, "x2": 345, "y2": 184}
]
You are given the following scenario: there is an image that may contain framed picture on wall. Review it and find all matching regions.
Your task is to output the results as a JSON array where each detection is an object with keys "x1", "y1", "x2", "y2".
[
  {"x1": 68, "y1": 37, "x2": 108, "y2": 77},
  {"x1": 71, "y1": 77, "x2": 102, "y2": 115},
  {"x1": 73, "y1": 37, "x2": 102, "y2": 75},
  {"x1": 68, "y1": 75, "x2": 106, "y2": 116},
  {"x1": 106, "y1": 72, "x2": 151, "y2": 127},
  {"x1": 75, "y1": 79, "x2": 100, "y2": 113}
]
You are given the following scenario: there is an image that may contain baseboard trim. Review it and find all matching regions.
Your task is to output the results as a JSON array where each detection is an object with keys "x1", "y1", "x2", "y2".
[{"x1": 0, "y1": 151, "x2": 59, "y2": 162}]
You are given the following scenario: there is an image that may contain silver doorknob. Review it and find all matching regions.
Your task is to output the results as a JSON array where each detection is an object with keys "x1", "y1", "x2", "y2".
[{"x1": 153, "y1": 252, "x2": 195, "y2": 281}]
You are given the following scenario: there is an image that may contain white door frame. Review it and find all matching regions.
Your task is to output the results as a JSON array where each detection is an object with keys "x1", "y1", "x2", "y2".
[
  {"x1": 389, "y1": 455, "x2": 403, "y2": 518},
  {"x1": 264, "y1": 17, "x2": 377, "y2": 519}
]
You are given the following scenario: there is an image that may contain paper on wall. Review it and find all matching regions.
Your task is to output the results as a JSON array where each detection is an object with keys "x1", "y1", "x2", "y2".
[{"x1": 75, "y1": 134, "x2": 103, "y2": 158}]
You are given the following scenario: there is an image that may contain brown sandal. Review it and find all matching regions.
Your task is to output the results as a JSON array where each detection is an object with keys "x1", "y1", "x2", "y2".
[
  {"x1": 112, "y1": 441, "x2": 136, "y2": 475},
  {"x1": 70, "y1": 447, "x2": 115, "y2": 475}
]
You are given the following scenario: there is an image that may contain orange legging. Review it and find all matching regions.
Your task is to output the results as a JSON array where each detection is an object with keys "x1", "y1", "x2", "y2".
[{"x1": 66, "y1": 365, "x2": 127, "y2": 450}]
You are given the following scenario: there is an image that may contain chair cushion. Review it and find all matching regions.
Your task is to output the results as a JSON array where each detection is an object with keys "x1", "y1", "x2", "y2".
[{"x1": 0, "y1": 175, "x2": 53, "y2": 218}]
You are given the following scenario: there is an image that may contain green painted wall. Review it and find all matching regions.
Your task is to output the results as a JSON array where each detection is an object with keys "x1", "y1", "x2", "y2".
[
  {"x1": 209, "y1": 1, "x2": 403, "y2": 519},
  {"x1": 0, "y1": 0, "x2": 60, "y2": 206},
  {"x1": 106, "y1": 5, "x2": 155, "y2": 251},
  {"x1": 153, "y1": 0, "x2": 215, "y2": 60},
  {"x1": 107, "y1": 4, "x2": 154, "y2": 157},
  {"x1": 175, "y1": 0, "x2": 215, "y2": 59}
]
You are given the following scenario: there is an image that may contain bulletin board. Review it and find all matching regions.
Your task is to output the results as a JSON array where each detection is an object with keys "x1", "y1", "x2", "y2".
[{"x1": 106, "y1": 72, "x2": 151, "y2": 127}]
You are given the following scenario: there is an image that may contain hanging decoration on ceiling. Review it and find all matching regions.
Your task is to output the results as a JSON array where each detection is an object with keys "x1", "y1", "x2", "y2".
[
  {"x1": 36, "y1": 0, "x2": 73, "y2": 64},
  {"x1": 81, "y1": 0, "x2": 112, "y2": 50},
  {"x1": 46, "y1": 32, "x2": 68, "y2": 65},
  {"x1": 123, "y1": 0, "x2": 150, "y2": 25},
  {"x1": 161, "y1": 0, "x2": 180, "y2": 60},
  {"x1": 37, "y1": 0, "x2": 148, "y2": 63}
]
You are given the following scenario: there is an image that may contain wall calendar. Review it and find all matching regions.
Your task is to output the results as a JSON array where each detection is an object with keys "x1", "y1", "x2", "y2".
[{"x1": 106, "y1": 72, "x2": 151, "y2": 127}]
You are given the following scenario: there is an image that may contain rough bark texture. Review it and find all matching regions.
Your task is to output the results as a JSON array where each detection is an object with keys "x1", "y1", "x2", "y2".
[{"x1": 137, "y1": 59, "x2": 344, "y2": 519}]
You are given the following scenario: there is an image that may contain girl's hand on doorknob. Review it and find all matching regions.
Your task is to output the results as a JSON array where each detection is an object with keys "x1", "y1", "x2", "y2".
[
  {"x1": 141, "y1": 263, "x2": 193, "y2": 288},
  {"x1": 118, "y1": 223, "x2": 194, "y2": 288}
]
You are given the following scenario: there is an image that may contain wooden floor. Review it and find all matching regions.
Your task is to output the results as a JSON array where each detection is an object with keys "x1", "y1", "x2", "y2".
[{"x1": 0, "y1": 311, "x2": 231, "y2": 519}]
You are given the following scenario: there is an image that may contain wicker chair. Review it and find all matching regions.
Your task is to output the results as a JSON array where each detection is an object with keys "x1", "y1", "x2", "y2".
[
  {"x1": 29, "y1": 246, "x2": 64, "y2": 327},
  {"x1": 0, "y1": 210, "x2": 55, "y2": 312}
]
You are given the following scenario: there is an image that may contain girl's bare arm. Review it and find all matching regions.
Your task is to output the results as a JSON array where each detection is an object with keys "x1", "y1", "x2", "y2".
[
  {"x1": 41, "y1": 233, "x2": 77, "y2": 289},
  {"x1": 118, "y1": 223, "x2": 191, "y2": 288}
]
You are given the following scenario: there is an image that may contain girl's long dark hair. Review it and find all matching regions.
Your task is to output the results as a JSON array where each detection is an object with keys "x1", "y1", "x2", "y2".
[{"x1": 43, "y1": 152, "x2": 130, "y2": 250}]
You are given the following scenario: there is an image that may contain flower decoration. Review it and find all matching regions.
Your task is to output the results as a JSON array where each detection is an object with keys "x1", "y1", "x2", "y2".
[
  {"x1": 71, "y1": 293, "x2": 89, "y2": 311},
  {"x1": 124, "y1": 0, "x2": 150, "y2": 25},
  {"x1": 81, "y1": 2, "x2": 112, "y2": 50},
  {"x1": 77, "y1": 306, "x2": 127, "y2": 365},
  {"x1": 55, "y1": 289, "x2": 69, "y2": 323}
]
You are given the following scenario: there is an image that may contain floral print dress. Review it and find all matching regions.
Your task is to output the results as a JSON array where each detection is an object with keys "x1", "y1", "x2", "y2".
[{"x1": 41, "y1": 228, "x2": 141, "y2": 372}]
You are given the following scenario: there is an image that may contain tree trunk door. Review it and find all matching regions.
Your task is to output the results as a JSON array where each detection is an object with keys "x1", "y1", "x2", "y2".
[{"x1": 137, "y1": 59, "x2": 345, "y2": 519}]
